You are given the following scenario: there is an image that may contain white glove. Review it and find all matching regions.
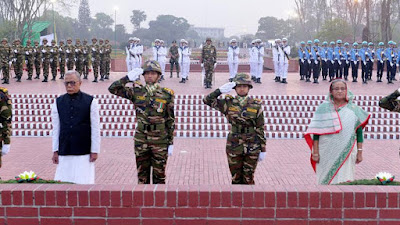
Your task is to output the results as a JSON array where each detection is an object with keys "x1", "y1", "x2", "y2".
[
  {"x1": 13, "y1": 49, "x2": 17, "y2": 53},
  {"x1": 213, "y1": 63, "x2": 217, "y2": 69},
  {"x1": 25, "y1": 60, "x2": 27, "y2": 65},
  {"x1": 25, "y1": 51, "x2": 29, "y2": 55},
  {"x1": 219, "y1": 82, "x2": 236, "y2": 94},
  {"x1": 127, "y1": 68, "x2": 143, "y2": 81},
  {"x1": 258, "y1": 152, "x2": 266, "y2": 162},
  {"x1": 397, "y1": 87, "x2": 400, "y2": 93},
  {"x1": 8, "y1": 62, "x2": 11, "y2": 66},
  {"x1": 66, "y1": 49, "x2": 70, "y2": 53},
  {"x1": 201, "y1": 63, "x2": 204, "y2": 68},
  {"x1": 2, "y1": 144, "x2": 10, "y2": 155},
  {"x1": 75, "y1": 49, "x2": 79, "y2": 52},
  {"x1": 391, "y1": 62, "x2": 394, "y2": 67},
  {"x1": 13, "y1": 58, "x2": 16, "y2": 62},
  {"x1": 91, "y1": 57, "x2": 95, "y2": 62},
  {"x1": 308, "y1": 60, "x2": 311, "y2": 64},
  {"x1": 381, "y1": 60, "x2": 383, "y2": 64},
  {"x1": 92, "y1": 48, "x2": 96, "y2": 51},
  {"x1": 50, "y1": 59, "x2": 53, "y2": 63},
  {"x1": 41, "y1": 50, "x2": 46, "y2": 53},
  {"x1": 50, "y1": 49, "x2": 53, "y2": 53},
  {"x1": 397, "y1": 64, "x2": 399, "y2": 68},
  {"x1": 59, "y1": 48, "x2": 62, "y2": 51},
  {"x1": 168, "y1": 145, "x2": 173, "y2": 156},
  {"x1": 314, "y1": 60, "x2": 318, "y2": 65},
  {"x1": 100, "y1": 50, "x2": 103, "y2": 54},
  {"x1": 300, "y1": 59, "x2": 304, "y2": 63}
]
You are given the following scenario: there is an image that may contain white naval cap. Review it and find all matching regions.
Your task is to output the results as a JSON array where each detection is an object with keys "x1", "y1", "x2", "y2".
[
  {"x1": 230, "y1": 39, "x2": 237, "y2": 43},
  {"x1": 275, "y1": 38, "x2": 281, "y2": 42},
  {"x1": 256, "y1": 39, "x2": 262, "y2": 43},
  {"x1": 160, "y1": 40, "x2": 164, "y2": 43},
  {"x1": 282, "y1": 38, "x2": 288, "y2": 42},
  {"x1": 155, "y1": 39, "x2": 160, "y2": 42},
  {"x1": 129, "y1": 37, "x2": 134, "y2": 41}
]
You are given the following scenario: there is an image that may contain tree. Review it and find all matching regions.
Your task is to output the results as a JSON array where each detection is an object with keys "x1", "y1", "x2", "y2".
[
  {"x1": 316, "y1": 18, "x2": 352, "y2": 42},
  {"x1": 0, "y1": 0, "x2": 76, "y2": 40},
  {"x1": 146, "y1": 15, "x2": 190, "y2": 44},
  {"x1": 130, "y1": 10, "x2": 146, "y2": 30},
  {"x1": 256, "y1": 16, "x2": 286, "y2": 39},
  {"x1": 78, "y1": 0, "x2": 91, "y2": 38}
]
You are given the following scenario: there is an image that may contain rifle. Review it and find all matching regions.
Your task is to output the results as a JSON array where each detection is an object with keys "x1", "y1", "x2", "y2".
[{"x1": 281, "y1": 45, "x2": 289, "y2": 61}]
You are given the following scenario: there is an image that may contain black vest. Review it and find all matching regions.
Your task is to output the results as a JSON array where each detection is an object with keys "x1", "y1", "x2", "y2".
[{"x1": 56, "y1": 91, "x2": 94, "y2": 156}]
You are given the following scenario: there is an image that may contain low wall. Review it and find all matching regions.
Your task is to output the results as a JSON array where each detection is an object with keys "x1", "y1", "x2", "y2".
[{"x1": 0, "y1": 184, "x2": 399, "y2": 224}]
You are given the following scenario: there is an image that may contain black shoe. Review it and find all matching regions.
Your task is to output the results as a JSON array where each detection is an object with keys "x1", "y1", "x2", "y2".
[
  {"x1": 2, "y1": 79, "x2": 9, "y2": 84},
  {"x1": 313, "y1": 79, "x2": 319, "y2": 84},
  {"x1": 83, "y1": 75, "x2": 88, "y2": 80},
  {"x1": 179, "y1": 78, "x2": 186, "y2": 83},
  {"x1": 27, "y1": 77, "x2": 32, "y2": 80},
  {"x1": 275, "y1": 77, "x2": 279, "y2": 82},
  {"x1": 281, "y1": 78, "x2": 287, "y2": 84},
  {"x1": 352, "y1": 79, "x2": 357, "y2": 82},
  {"x1": 252, "y1": 76, "x2": 256, "y2": 81},
  {"x1": 229, "y1": 78, "x2": 233, "y2": 82},
  {"x1": 51, "y1": 77, "x2": 56, "y2": 81},
  {"x1": 42, "y1": 78, "x2": 47, "y2": 82},
  {"x1": 177, "y1": 73, "x2": 180, "y2": 78},
  {"x1": 34, "y1": 76, "x2": 40, "y2": 79},
  {"x1": 256, "y1": 78, "x2": 262, "y2": 84},
  {"x1": 100, "y1": 77, "x2": 104, "y2": 81},
  {"x1": 170, "y1": 73, "x2": 173, "y2": 78},
  {"x1": 105, "y1": 75, "x2": 109, "y2": 80},
  {"x1": 300, "y1": 75, "x2": 304, "y2": 80},
  {"x1": 306, "y1": 78, "x2": 311, "y2": 82},
  {"x1": 92, "y1": 78, "x2": 98, "y2": 82}
]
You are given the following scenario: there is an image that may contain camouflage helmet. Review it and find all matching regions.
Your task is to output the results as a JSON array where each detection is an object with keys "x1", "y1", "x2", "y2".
[
  {"x1": 26, "y1": 39, "x2": 31, "y2": 43},
  {"x1": 206, "y1": 37, "x2": 212, "y2": 41},
  {"x1": 142, "y1": 60, "x2": 162, "y2": 75},
  {"x1": 42, "y1": 38, "x2": 48, "y2": 42},
  {"x1": 51, "y1": 39, "x2": 56, "y2": 43},
  {"x1": 2, "y1": 38, "x2": 8, "y2": 43},
  {"x1": 92, "y1": 37, "x2": 97, "y2": 41},
  {"x1": 67, "y1": 37, "x2": 72, "y2": 41},
  {"x1": 233, "y1": 73, "x2": 253, "y2": 89}
]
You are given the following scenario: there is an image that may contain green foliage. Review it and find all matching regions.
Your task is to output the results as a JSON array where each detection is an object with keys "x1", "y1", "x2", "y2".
[
  {"x1": 338, "y1": 179, "x2": 400, "y2": 185},
  {"x1": 0, "y1": 20, "x2": 17, "y2": 41},
  {"x1": 130, "y1": 10, "x2": 147, "y2": 30},
  {"x1": 316, "y1": 19, "x2": 352, "y2": 42},
  {"x1": 0, "y1": 179, "x2": 73, "y2": 184},
  {"x1": 92, "y1": 12, "x2": 114, "y2": 30},
  {"x1": 256, "y1": 16, "x2": 286, "y2": 40}
]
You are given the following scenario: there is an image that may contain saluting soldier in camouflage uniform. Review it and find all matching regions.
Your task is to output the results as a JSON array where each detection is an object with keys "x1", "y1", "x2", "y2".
[
  {"x1": 82, "y1": 39, "x2": 90, "y2": 79},
  {"x1": 0, "y1": 39, "x2": 12, "y2": 84},
  {"x1": 90, "y1": 37, "x2": 100, "y2": 82},
  {"x1": 104, "y1": 39, "x2": 112, "y2": 80},
  {"x1": 379, "y1": 88, "x2": 400, "y2": 112},
  {"x1": 0, "y1": 87, "x2": 12, "y2": 167},
  {"x1": 24, "y1": 40, "x2": 35, "y2": 80},
  {"x1": 108, "y1": 60, "x2": 175, "y2": 184},
  {"x1": 200, "y1": 37, "x2": 217, "y2": 89},
  {"x1": 168, "y1": 40, "x2": 179, "y2": 78},
  {"x1": 74, "y1": 38, "x2": 84, "y2": 76},
  {"x1": 203, "y1": 73, "x2": 267, "y2": 184},
  {"x1": 49, "y1": 40, "x2": 59, "y2": 81},
  {"x1": 40, "y1": 38, "x2": 51, "y2": 82},
  {"x1": 58, "y1": 40, "x2": 66, "y2": 79},
  {"x1": 33, "y1": 40, "x2": 42, "y2": 79},
  {"x1": 65, "y1": 38, "x2": 75, "y2": 70},
  {"x1": 99, "y1": 39, "x2": 105, "y2": 81},
  {"x1": 13, "y1": 39, "x2": 24, "y2": 82}
]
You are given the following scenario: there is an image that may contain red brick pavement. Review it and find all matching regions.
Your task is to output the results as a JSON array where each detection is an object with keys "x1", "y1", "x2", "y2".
[{"x1": 1, "y1": 138, "x2": 399, "y2": 185}]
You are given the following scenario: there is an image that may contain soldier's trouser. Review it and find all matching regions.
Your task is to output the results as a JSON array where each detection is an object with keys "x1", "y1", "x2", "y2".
[
  {"x1": 361, "y1": 62, "x2": 368, "y2": 81},
  {"x1": 321, "y1": 60, "x2": 328, "y2": 78},
  {"x1": 83, "y1": 60, "x2": 89, "y2": 76},
  {"x1": 67, "y1": 59, "x2": 74, "y2": 70},
  {"x1": 344, "y1": 62, "x2": 350, "y2": 78},
  {"x1": 281, "y1": 62, "x2": 288, "y2": 79},
  {"x1": 390, "y1": 63, "x2": 397, "y2": 80},
  {"x1": 51, "y1": 60, "x2": 58, "y2": 78},
  {"x1": 228, "y1": 62, "x2": 238, "y2": 79},
  {"x1": 351, "y1": 61, "x2": 359, "y2": 79},
  {"x1": 250, "y1": 62, "x2": 256, "y2": 77},
  {"x1": 100, "y1": 59, "x2": 105, "y2": 76},
  {"x1": 1, "y1": 65, "x2": 9, "y2": 80},
  {"x1": 328, "y1": 61, "x2": 335, "y2": 79},
  {"x1": 256, "y1": 62, "x2": 263, "y2": 79},
  {"x1": 93, "y1": 60, "x2": 100, "y2": 78},
  {"x1": 298, "y1": 60, "x2": 304, "y2": 77},
  {"x1": 377, "y1": 61, "x2": 384, "y2": 79},
  {"x1": 386, "y1": 63, "x2": 392, "y2": 81},
  {"x1": 170, "y1": 59, "x2": 180, "y2": 73},
  {"x1": 312, "y1": 60, "x2": 320, "y2": 79},
  {"x1": 60, "y1": 59, "x2": 66, "y2": 76},
  {"x1": 334, "y1": 60, "x2": 343, "y2": 78},
  {"x1": 180, "y1": 62, "x2": 190, "y2": 79},
  {"x1": 75, "y1": 59, "x2": 83, "y2": 75},
  {"x1": 35, "y1": 59, "x2": 41, "y2": 77},
  {"x1": 273, "y1": 61, "x2": 281, "y2": 78},
  {"x1": 135, "y1": 142, "x2": 168, "y2": 184},
  {"x1": 306, "y1": 61, "x2": 312, "y2": 78},
  {"x1": 367, "y1": 60, "x2": 373, "y2": 79},
  {"x1": 15, "y1": 59, "x2": 23, "y2": 78},
  {"x1": 204, "y1": 62, "x2": 214, "y2": 84},
  {"x1": 105, "y1": 58, "x2": 111, "y2": 75},
  {"x1": 43, "y1": 60, "x2": 50, "y2": 79},
  {"x1": 27, "y1": 59, "x2": 34, "y2": 77}
]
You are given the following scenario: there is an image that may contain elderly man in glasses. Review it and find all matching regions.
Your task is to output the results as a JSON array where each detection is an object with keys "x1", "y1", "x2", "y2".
[{"x1": 51, "y1": 70, "x2": 100, "y2": 184}]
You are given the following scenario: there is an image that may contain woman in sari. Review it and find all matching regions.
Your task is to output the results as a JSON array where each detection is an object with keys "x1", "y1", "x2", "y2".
[{"x1": 304, "y1": 79, "x2": 370, "y2": 185}]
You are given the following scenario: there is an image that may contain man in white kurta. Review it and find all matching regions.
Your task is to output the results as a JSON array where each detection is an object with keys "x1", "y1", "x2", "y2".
[
  {"x1": 228, "y1": 39, "x2": 240, "y2": 82},
  {"x1": 51, "y1": 70, "x2": 100, "y2": 184}
]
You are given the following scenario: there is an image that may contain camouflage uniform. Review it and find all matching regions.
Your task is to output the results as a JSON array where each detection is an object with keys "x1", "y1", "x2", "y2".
[
  {"x1": 168, "y1": 42, "x2": 180, "y2": 78},
  {"x1": 75, "y1": 39, "x2": 84, "y2": 76},
  {"x1": 203, "y1": 73, "x2": 266, "y2": 184},
  {"x1": 0, "y1": 87, "x2": 12, "y2": 167},
  {"x1": 104, "y1": 40, "x2": 112, "y2": 80},
  {"x1": 33, "y1": 41, "x2": 42, "y2": 79},
  {"x1": 65, "y1": 39, "x2": 75, "y2": 70},
  {"x1": 201, "y1": 38, "x2": 217, "y2": 88},
  {"x1": 99, "y1": 39, "x2": 105, "y2": 80},
  {"x1": 49, "y1": 40, "x2": 59, "y2": 81},
  {"x1": 24, "y1": 40, "x2": 35, "y2": 80},
  {"x1": 13, "y1": 40, "x2": 24, "y2": 82},
  {"x1": 58, "y1": 41, "x2": 66, "y2": 79},
  {"x1": 108, "y1": 60, "x2": 175, "y2": 184},
  {"x1": 0, "y1": 39, "x2": 11, "y2": 84},
  {"x1": 82, "y1": 40, "x2": 90, "y2": 79},
  {"x1": 379, "y1": 89, "x2": 400, "y2": 112},
  {"x1": 90, "y1": 38, "x2": 100, "y2": 82},
  {"x1": 40, "y1": 39, "x2": 51, "y2": 82}
]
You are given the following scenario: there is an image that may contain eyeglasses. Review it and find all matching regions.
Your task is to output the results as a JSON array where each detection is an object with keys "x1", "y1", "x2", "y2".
[
  {"x1": 332, "y1": 87, "x2": 346, "y2": 91},
  {"x1": 64, "y1": 81, "x2": 77, "y2": 86}
]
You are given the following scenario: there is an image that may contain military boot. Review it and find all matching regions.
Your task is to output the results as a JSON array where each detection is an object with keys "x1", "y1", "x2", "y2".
[
  {"x1": 92, "y1": 77, "x2": 98, "y2": 82},
  {"x1": 2, "y1": 79, "x2": 9, "y2": 84},
  {"x1": 179, "y1": 78, "x2": 186, "y2": 83},
  {"x1": 177, "y1": 72, "x2": 179, "y2": 78},
  {"x1": 100, "y1": 75, "x2": 104, "y2": 81},
  {"x1": 42, "y1": 77, "x2": 48, "y2": 82},
  {"x1": 281, "y1": 78, "x2": 288, "y2": 84}
]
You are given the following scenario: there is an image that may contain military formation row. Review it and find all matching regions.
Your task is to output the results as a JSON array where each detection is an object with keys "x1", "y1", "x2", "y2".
[
  {"x1": 297, "y1": 39, "x2": 400, "y2": 84},
  {"x1": 0, "y1": 37, "x2": 112, "y2": 84}
]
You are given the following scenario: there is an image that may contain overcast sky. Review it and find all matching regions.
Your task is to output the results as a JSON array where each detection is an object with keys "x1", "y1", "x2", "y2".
[{"x1": 67, "y1": 0, "x2": 296, "y2": 37}]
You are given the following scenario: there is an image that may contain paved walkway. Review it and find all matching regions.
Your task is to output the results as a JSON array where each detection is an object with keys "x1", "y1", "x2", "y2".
[
  {"x1": 1, "y1": 70, "x2": 399, "y2": 185},
  {"x1": 1, "y1": 137, "x2": 399, "y2": 185}
]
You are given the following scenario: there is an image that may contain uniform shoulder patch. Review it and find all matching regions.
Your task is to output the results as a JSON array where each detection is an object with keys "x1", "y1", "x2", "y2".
[
  {"x1": 162, "y1": 87, "x2": 174, "y2": 95},
  {"x1": 253, "y1": 98, "x2": 263, "y2": 104},
  {"x1": 225, "y1": 94, "x2": 233, "y2": 99}
]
